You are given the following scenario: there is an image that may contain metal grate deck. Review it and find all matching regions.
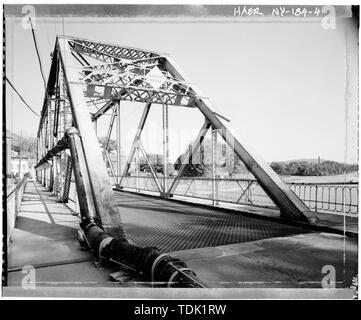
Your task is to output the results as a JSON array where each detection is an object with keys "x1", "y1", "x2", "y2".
[{"x1": 114, "y1": 191, "x2": 310, "y2": 253}]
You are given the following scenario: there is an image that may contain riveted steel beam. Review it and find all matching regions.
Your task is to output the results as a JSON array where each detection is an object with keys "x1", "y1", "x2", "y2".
[{"x1": 58, "y1": 36, "x2": 127, "y2": 238}]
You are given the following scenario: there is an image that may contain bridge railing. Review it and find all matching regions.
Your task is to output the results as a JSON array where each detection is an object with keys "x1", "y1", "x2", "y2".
[
  {"x1": 119, "y1": 175, "x2": 358, "y2": 215},
  {"x1": 6, "y1": 176, "x2": 28, "y2": 244},
  {"x1": 288, "y1": 182, "x2": 358, "y2": 215}
]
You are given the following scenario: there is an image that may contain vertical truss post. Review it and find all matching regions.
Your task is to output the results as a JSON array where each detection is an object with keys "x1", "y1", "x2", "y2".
[
  {"x1": 48, "y1": 166, "x2": 51, "y2": 188},
  {"x1": 49, "y1": 159, "x2": 55, "y2": 192},
  {"x1": 49, "y1": 100, "x2": 55, "y2": 149},
  {"x1": 104, "y1": 149, "x2": 118, "y2": 186},
  {"x1": 105, "y1": 107, "x2": 116, "y2": 150},
  {"x1": 62, "y1": 155, "x2": 72, "y2": 203},
  {"x1": 162, "y1": 104, "x2": 169, "y2": 193},
  {"x1": 54, "y1": 156, "x2": 60, "y2": 195},
  {"x1": 94, "y1": 119, "x2": 97, "y2": 136},
  {"x1": 36, "y1": 139, "x2": 40, "y2": 182},
  {"x1": 44, "y1": 167, "x2": 48, "y2": 187},
  {"x1": 45, "y1": 103, "x2": 50, "y2": 150},
  {"x1": 41, "y1": 128, "x2": 46, "y2": 186},
  {"x1": 116, "y1": 100, "x2": 121, "y2": 183},
  {"x1": 41, "y1": 130, "x2": 44, "y2": 184},
  {"x1": 136, "y1": 145, "x2": 140, "y2": 192},
  {"x1": 36, "y1": 133, "x2": 41, "y2": 183},
  {"x1": 46, "y1": 108, "x2": 50, "y2": 187},
  {"x1": 211, "y1": 128, "x2": 219, "y2": 206}
]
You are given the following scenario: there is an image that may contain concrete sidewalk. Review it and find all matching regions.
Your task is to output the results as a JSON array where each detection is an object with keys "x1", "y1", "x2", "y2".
[{"x1": 6, "y1": 181, "x2": 122, "y2": 288}]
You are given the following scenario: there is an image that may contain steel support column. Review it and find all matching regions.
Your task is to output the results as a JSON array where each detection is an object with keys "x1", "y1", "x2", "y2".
[
  {"x1": 211, "y1": 128, "x2": 218, "y2": 206},
  {"x1": 162, "y1": 104, "x2": 169, "y2": 193},
  {"x1": 136, "y1": 145, "x2": 140, "y2": 192},
  {"x1": 104, "y1": 149, "x2": 118, "y2": 186},
  {"x1": 116, "y1": 101, "x2": 121, "y2": 183},
  {"x1": 62, "y1": 155, "x2": 72, "y2": 203},
  {"x1": 94, "y1": 119, "x2": 97, "y2": 136},
  {"x1": 105, "y1": 107, "x2": 117, "y2": 151}
]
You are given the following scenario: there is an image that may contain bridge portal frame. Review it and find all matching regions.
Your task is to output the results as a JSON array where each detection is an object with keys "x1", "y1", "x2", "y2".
[{"x1": 36, "y1": 35, "x2": 316, "y2": 235}]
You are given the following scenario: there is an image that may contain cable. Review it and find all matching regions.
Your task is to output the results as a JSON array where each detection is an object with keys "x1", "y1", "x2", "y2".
[
  {"x1": 5, "y1": 77, "x2": 40, "y2": 117},
  {"x1": 28, "y1": 17, "x2": 47, "y2": 90}
]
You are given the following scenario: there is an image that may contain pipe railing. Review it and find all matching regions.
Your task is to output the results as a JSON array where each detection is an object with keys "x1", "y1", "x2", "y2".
[{"x1": 288, "y1": 182, "x2": 358, "y2": 214}]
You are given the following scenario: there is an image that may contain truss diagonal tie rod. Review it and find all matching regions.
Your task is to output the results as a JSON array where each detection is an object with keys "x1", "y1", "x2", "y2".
[
  {"x1": 119, "y1": 103, "x2": 151, "y2": 186},
  {"x1": 167, "y1": 120, "x2": 211, "y2": 195},
  {"x1": 138, "y1": 139, "x2": 164, "y2": 193}
]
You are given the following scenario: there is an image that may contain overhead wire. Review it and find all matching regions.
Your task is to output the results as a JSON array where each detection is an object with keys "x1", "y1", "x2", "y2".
[
  {"x1": 28, "y1": 17, "x2": 47, "y2": 90},
  {"x1": 5, "y1": 77, "x2": 40, "y2": 117}
]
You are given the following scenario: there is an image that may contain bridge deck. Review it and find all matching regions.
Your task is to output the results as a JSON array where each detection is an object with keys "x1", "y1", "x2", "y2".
[
  {"x1": 5, "y1": 181, "x2": 358, "y2": 296},
  {"x1": 115, "y1": 192, "x2": 310, "y2": 252}
]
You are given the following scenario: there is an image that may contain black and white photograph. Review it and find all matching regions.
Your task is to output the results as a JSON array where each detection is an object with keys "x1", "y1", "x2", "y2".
[{"x1": 1, "y1": 2, "x2": 359, "y2": 303}]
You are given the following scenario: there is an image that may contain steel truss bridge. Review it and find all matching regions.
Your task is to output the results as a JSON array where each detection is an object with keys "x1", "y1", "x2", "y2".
[{"x1": 34, "y1": 36, "x2": 320, "y2": 287}]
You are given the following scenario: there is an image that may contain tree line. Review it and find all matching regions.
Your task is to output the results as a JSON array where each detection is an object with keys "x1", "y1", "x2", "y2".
[{"x1": 270, "y1": 160, "x2": 358, "y2": 176}]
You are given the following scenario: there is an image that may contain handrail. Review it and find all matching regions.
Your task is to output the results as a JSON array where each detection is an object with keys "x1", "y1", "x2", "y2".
[
  {"x1": 118, "y1": 175, "x2": 359, "y2": 215},
  {"x1": 287, "y1": 181, "x2": 358, "y2": 186},
  {"x1": 7, "y1": 175, "x2": 29, "y2": 245},
  {"x1": 7, "y1": 176, "x2": 29, "y2": 199},
  {"x1": 116, "y1": 174, "x2": 358, "y2": 185}
]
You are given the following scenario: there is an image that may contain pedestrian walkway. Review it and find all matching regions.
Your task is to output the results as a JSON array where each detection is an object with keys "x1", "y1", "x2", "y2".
[{"x1": 6, "y1": 181, "x2": 119, "y2": 288}]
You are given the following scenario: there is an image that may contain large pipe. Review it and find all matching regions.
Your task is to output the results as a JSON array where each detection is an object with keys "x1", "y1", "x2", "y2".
[
  {"x1": 80, "y1": 219, "x2": 206, "y2": 287},
  {"x1": 66, "y1": 128, "x2": 99, "y2": 223},
  {"x1": 35, "y1": 134, "x2": 69, "y2": 171},
  {"x1": 64, "y1": 127, "x2": 205, "y2": 287}
]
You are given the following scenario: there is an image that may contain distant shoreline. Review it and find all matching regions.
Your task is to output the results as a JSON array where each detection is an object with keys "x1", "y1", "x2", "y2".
[{"x1": 281, "y1": 172, "x2": 358, "y2": 184}]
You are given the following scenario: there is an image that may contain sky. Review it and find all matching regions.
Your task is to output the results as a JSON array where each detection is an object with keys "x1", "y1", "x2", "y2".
[{"x1": 5, "y1": 11, "x2": 358, "y2": 164}]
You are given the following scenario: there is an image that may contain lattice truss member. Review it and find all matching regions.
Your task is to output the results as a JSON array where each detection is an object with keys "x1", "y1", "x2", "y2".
[{"x1": 36, "y1": 35, "x2": 316, "y2": 237}]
